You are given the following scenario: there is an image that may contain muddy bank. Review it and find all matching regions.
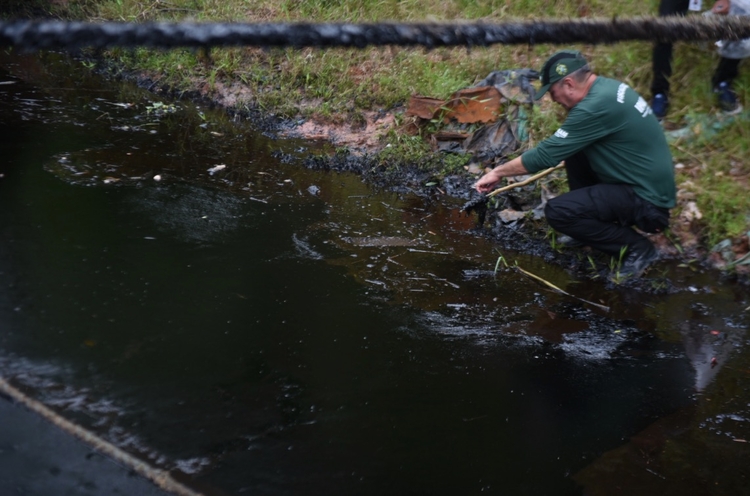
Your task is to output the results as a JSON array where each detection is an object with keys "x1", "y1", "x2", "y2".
[{"x1": 90, "y1": 59, "x2": 748, "y2": 286}]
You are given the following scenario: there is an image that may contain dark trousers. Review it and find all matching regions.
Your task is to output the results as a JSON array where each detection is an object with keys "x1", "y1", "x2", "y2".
[
  {"x1": 544, "y1": 152, "x2": 670, "y2": 257},
  {"x1": 652, "y1": 0, "x2": 742, "y2": 96}
]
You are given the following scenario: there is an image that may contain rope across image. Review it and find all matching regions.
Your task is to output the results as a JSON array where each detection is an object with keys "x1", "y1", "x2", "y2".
[{"x1": 1, "y1": 16, "x2": 750, "y2": 51}]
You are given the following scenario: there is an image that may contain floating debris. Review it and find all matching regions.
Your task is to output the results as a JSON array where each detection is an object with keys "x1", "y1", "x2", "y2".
[
  {"x1": 342, "y1": 236, "x2": 420, "y2": 247},
  {"x1": 207, "y1": 164, "x2": 226, "y2": 175}
]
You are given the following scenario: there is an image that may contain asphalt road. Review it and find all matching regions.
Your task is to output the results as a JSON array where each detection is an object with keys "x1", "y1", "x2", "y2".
[{"x1": 0, "y1": 396, "x2": 172, "y2": 496}]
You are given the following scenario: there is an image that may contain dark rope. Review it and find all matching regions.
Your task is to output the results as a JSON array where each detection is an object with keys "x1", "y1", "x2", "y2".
[{"x1": 1, "y1": 16, "x2": 750, "y2": 51}]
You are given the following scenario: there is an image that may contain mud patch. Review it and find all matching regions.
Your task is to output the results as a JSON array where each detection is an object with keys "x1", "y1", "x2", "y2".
[{"x1": 281, "y1": 111, "x2": 396, "y2": 152}]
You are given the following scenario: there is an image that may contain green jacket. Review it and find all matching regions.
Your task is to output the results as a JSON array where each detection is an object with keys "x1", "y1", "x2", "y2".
[{"x1": 522, "y1": 76, "x2": 676, "y2": 208}]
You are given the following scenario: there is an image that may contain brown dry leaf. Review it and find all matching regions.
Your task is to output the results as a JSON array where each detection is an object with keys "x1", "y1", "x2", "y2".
[{"x1": 442, "y1": 86, "x2": 502, "y2": 124}]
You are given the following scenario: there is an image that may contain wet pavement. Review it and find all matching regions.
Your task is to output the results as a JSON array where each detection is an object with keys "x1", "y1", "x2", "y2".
[{"x1": 0, "y1": 397, "x2": 170, "y2": 496}]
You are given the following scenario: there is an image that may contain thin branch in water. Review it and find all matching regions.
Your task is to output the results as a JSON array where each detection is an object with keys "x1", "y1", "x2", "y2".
[{"x1": 513, "y1": 264, "x2": 610, "y2": 312}]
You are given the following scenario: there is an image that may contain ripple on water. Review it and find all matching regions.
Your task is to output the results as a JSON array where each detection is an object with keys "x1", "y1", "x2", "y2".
[
  {"x1": 413, "y1": 300, "x2": 669, "y2": 364},
  {"x1": 125, "y1": 183, "x2": 247, "y2": 244}
]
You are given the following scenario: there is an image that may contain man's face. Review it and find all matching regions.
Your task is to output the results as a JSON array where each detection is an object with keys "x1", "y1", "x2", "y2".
[{"x1": 548, "y1": 78, "x2": 574, "y2": 110}]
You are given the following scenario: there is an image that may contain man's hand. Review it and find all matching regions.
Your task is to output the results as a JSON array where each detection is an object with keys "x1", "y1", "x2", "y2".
[
  {"x1": 474, "y1": 169, "x2": 502, "y2": 193},
  {"x1": 712, "y1": 0, "x2": 731, "y2": 14},
  {"x1": 473, "y1": 156, "x2": 529, "y2": 194}
]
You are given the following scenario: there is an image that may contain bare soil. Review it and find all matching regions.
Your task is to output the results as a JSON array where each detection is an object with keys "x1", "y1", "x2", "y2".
[{"x1": 283, "y1": 111, "x2": 397, "y2": 150}]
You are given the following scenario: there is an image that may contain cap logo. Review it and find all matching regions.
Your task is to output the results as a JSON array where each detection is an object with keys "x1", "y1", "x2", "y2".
[{"x1": 555, "y1": 64, "x2": 568, "y2": 76}]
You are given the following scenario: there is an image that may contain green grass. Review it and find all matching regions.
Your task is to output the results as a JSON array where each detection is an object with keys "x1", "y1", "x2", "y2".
[
  {"x1": 679, "y1": 115, "x2": 750, "y2": 247},
  {"x1": 11, "y1": 0, "x2": 750, "y2": 254}
]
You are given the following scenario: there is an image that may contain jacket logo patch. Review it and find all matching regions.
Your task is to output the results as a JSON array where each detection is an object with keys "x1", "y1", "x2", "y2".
[
  {"x1": 554, "y1": 128, "x2": 569, "y2": 138},
  {"x1": 635, "y1": 97, "x2": 652, "y2": 117},
  {"x1": 617, "y1": 83, "x2": 627, "y2": 103}
]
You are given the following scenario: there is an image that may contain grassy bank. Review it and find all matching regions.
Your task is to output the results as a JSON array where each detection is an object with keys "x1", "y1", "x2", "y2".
[{"x1": 7, "y1": 0, "x2": 750, "y2": 261}]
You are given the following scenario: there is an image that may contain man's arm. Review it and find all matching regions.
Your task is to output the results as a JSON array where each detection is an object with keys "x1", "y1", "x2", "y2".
[{"x1": 473, "y1": 155, "x2": 529, "y2": 193}]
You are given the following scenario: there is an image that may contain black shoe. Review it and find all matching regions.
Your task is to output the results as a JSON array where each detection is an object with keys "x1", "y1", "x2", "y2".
[
  {"x1": 714, "y1": 81, "x2": 743, "y2": 115},
  {"x1": 556, "y1": 234, "x2": 586, "y2": 248},
  {"x1": 615, "y1": 244, "x2": 659, "y2": 279},
  {"x1": 651, "y1": 93, "x2": 669, "y2": 120}
]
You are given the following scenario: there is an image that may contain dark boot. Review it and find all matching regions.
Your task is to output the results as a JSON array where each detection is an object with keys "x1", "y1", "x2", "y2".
[
  {"x1": 555, "y1": 234, "x2": 586, "y2": 248},
  {"x1": 614, "y1": 243, "x2": 659, "y2": 279}
]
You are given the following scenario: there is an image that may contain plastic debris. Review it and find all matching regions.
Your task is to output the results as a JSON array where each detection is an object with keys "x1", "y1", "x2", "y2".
[
  {"x1": 497, "y1": 209, "x2": 527, "y2": 224},
  {"x1": 706, "y1": 1, "x2": 750, "y2": 58},
  {"x1": 681, "y1": 202, "x2": 703, "y2": 222},
  {"x1": 405, "y1": 69, "x2": 537, "y2": 168},
  {"x1": 207, "y1": 164, "x2": 226, "y2": 175}
]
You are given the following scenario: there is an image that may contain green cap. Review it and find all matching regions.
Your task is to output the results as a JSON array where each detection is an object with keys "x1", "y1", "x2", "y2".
[{"x1": 534, "y1": 50, "x2": 588, "y2": 101}]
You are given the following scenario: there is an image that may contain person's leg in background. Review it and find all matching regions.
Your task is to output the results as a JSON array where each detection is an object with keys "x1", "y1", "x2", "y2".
[
  {"x1": 651, "y1": 0, "x2": 691, "y2": 119},
  {"x1": 712, "y1": 56, "x2": 743, "y2": 113}
]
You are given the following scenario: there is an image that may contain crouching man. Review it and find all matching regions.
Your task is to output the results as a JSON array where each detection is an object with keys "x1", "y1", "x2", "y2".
[{"x1": 474, "y1": 50, "x2": 676, "y2": 278}]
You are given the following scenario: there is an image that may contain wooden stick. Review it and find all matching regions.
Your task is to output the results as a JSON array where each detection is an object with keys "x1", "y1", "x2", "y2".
[
  {"x1": 487, "y1": 163, "x2": 565, "y2": 197},
  {"x1": 513, "y1": 265, "x2": 610, "y2": 312}
]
